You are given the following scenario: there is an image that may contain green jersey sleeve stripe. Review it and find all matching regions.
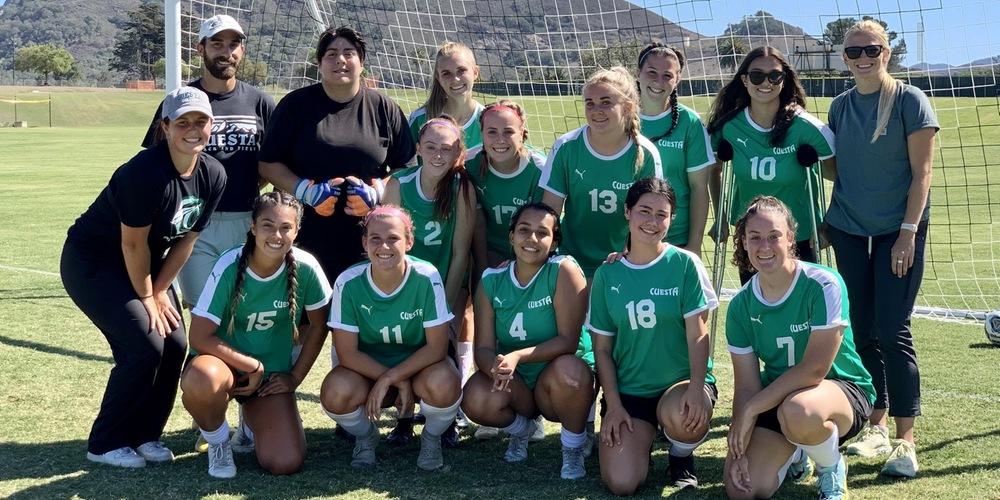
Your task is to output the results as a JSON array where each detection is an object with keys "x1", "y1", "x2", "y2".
[
  {"x1": 330, "y1": 322, "x2": 360, "y2": 333},
  {"x1": 802, "y1": 263, "x2": 848, "y2": 329},
  {"x1": 679, "y1": 248, "x2": 720, "y2": 317},
  {"x1": 408, "y1": 106, "x2": 427, "y2": 127},
  {"x1": 586, "y1": 322, "x2": 616, "y2": 337},
  {"x1": 538, "y1": 128, "x2": 581, "y2": 199},
  {"x1": 410, "y1": 259, "x2": 451, "y2": 323},
  {"x1": 194, "y1": 246, "x2": 242, "y2": 313},
  {"x1": 191, "y1": 308, "x2": 222, "y2": 325},
  {"x1": 293, "y1": 247, "x2": 334, "y2": 310},
  {"x1": 687, "y1": 121, "x2": 717, "y2": 172},
  {"x1": 796, "y1": 110, "x2": 837, "y2": 159},
  {"x1": 728, "y1": 344, "x2": 755, "y2": 355},
  {"x1": 423, "y1": 314, "x2": 455, "y2": 328},
  {"x1": 327, "y1": 263, "x2": 366, "y2": 331},
  {"x1": 635, "y1": 134, "x2": 663, "y2": 178}
]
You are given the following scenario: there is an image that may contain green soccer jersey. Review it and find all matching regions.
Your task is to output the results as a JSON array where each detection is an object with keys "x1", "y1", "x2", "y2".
[
  {"x1": 713, "y1": 108, "x2": 835, "y2": 241},
  {"x1": 408, "y1": 103, "x2": 485, "y2": 162},
  {"x1": 328, "y1": 255, "x2": 454, "y2": 368},
  {"x1": 481, "y1": 254, "x2": 588, "y2": 388},
  {"x1": 465, "y1": 146, "x2": 547, "y2": 260},
  {"x1": 193, "y1": 246, "x2": 333, "y2": 375},
  {"x1": 640, "y1": 104, "x2": 716, "y2": 246},
  {"x1": 392, "y1": 166, "x2": 460, "y2": 282},
  {"x1": 725, "y1": 262, "x2": 876, "y2": 405},
  {"x1": 586, "y1": 245, "x2": 718, "y2": 398},
  {"x1": 540, "y1": 126, "x2": 663, "y2": 277}
]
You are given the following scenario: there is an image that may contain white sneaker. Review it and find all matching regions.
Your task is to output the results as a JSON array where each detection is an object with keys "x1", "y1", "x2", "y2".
[
  {"x1": 455, "y1": 409, "x2": 470, "y2": 429},
  {"x1": 207, "y1": 442, "x2": 236, "y2": 479},
  {"x1": 136, "y1": 441, "x2": 174, "y2": 463},
  {"x1": 845, "y1": 425, "x2": 891, "y2": 457},
  {"x1": 230, "y1": 422, "x2": 254, "y2": 454},
  {"x1": 474, "y1": 425, "x2": 499, "y2": 440},
  {"x1": 882, "y1": 439, "x2": 919, "y2": 478},
  {"x1": 529, "y1": 415, "x2": 546, "y2": 442},
  {"x1": 86, "y1": 447, "x2": 146, "y2": 468}
]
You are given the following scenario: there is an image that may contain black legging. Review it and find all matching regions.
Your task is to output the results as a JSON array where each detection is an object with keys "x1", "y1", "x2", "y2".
[
  {"x1": 826, "y1": 222, "x2": 927, "y2": 417},
  {"x1": 60, "y1": 241, "x2": 187, "y2": 454}
]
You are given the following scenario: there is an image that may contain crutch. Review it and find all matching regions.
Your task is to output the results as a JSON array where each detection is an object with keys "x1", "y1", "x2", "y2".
[
  {"x1": 709, "y1": 139, "x2": 736, "y2": 359},
  {"x1": 796, "y1": 144, "x2": 829, "y2": 266}
]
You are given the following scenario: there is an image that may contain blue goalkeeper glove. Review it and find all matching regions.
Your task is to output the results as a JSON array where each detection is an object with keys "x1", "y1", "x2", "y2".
[
  {"x1": 294, "y1": 178, "x2": 342, "y2": 216},
  {"x1": 344, "y1": 176, "x2": 383, "y2": 217}
]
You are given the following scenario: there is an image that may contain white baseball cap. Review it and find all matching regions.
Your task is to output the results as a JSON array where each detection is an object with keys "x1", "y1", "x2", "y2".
[
  {"x1": 198, "y1": 14, "x2": 246, "y2": 42},
  {"x1": 162, "y1": 87, "x2": 213, "y2": 121}
]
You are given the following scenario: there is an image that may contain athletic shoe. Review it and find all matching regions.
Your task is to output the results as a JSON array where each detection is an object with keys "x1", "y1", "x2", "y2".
[
  {"x1": 455, "y1": 410, "x2": 470, "y2": 429},
  {"x1": 881, "y1": 439, "x2": 919, "y2": 477},
  {"x1": 845, "y1": 425, "x2": 891, "y2": 457},
  {"x1": 667, "y1": 454, "x2": 698, "y2": 489},
  {"x1": 817, "y1": 455, "x2": 848, "y2": 500},
  {"x1": 441, "y1": 421, "x2": 461, "y2": 448},
  {"x1": 787, "y1": 449, "x2": 815, "y2": 483},
  {"x1": 560, "y1": 444, "x2": 587, "y2": 479},
  {"x1": 136, "y1": 441, "x2": 174, "y2": 463},
  {"x1": 386, "y1": 417, "x2": 413, "y2": 448},
  {"x1": 474, "y1": 425, "x2": 500, "y2": 440},
  {"x1": 351, "y1": 426, "x2": 380, "y2": 468},
  {"x1": 529, "y1": 415, "x2": 545, "y2": 442},
  {"x1": 230, "y1": 423, "x2": 254, "y2": 454},
  {"x1": 504, "y1": 419, "x2": 537, "y2": 463},
  {"x1": 194, "y1": 434, "x2": 209, "y2": 454},
  {"x1": 417, "y1": 430, "x2": 445, "y2": 471},
  {"x1": 207, "y1": 442, "x2": 236, "y2": 479},
  {"x1": 86, "y1": 447, "x2": 146, "y2": 468}
]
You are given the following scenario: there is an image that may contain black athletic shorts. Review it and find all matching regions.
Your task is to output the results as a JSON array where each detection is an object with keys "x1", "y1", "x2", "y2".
[
  {"x1": 754, "y1": 379, "x2": 873, "y2": 445},
  {"x1": 602, "y1": 382, "x2": 719, "y2": 428}
]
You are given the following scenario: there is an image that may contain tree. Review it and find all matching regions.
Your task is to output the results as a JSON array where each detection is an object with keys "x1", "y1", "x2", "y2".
[
  {"x1": 109, "y1": 2, "x2": 165, "y2": 82},
  {"x1": 823, "y1": 16, "x2": 907, "y2": 71},
  {"x1": 725, "y1": 10, "x2": 802, "y2": 37},
  {"x1": 13, "y1": 44, "x2": 75, "y2": 85},
  {"x1": 717, "y1": 37, "x2": 748, "y2": 73},
  {"x1": 236, "y1": 58, "x2": 269, "y2": 86},
  {"x1": 153, "y1": 57, "x2": 196, "y2": 84}
]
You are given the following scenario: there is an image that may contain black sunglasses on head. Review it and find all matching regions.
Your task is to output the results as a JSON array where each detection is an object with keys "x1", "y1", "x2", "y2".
[
  {"x1": 746, "y1": 70, "x2": 785, "y2": 85},
  {"x1": 844, "y1": 45, "x2": 885, "y2": 59}
]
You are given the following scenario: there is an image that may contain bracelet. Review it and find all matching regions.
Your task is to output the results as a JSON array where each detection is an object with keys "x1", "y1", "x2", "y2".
[
  {"x1": 139, "y1": 293, "x2": 154, "y2": 299},
  {"x1": 253, "y1": 360, "x2": 263, "y2": 374},
  {"x1": 900, "y1": 222, "x2": 918, "y2": 233}
]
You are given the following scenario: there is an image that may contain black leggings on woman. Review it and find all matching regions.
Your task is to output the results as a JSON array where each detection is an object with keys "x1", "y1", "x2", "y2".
[
  {"x1": 826, "y1": 222, "x2": 927, "y2": 418},
  {"x1": 61, "y1": 241, "x2": 187, "y2": 455}
]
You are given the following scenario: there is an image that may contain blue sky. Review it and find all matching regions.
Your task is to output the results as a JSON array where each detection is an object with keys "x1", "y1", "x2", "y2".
[{"x1": 636, "y1": 0, "x2": 999, "y2": 65}]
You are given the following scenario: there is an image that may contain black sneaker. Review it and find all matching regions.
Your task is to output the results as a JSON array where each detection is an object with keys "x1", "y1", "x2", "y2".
[
  {"x1": 386, "y1": 417, "x2": 414, "y2": 448},
  {"x1": 667, "y1": 454, "x2": 698, "y2": 489},
  {"x1": 441, "y1": 421, "x2": 460, "y2": 448},
  {"x1": 334, "y1": 425, "x2": 356, "y2": 443}
]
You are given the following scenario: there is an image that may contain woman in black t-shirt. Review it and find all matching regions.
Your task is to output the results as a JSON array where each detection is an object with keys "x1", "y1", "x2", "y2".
[
  {"x1": 61, "y1": 87, "x2": 226, "y2": 468},
  {"x1": 259, "y1": 26, "x2": 415, "y2": 282}
]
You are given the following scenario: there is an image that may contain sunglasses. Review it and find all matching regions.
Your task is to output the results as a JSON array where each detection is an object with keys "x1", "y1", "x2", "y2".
[
  {"x1": 844, "y1": 45, "x2": 885, "y2": 59},
  {"x1": 746, "y1": 70, "x2": 785, "y2": 85}
]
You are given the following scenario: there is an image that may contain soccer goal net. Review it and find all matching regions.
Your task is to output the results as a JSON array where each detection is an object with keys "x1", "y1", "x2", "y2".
[{"x1": 174, "y1": 0, "x2": 1000, "y2": 323}]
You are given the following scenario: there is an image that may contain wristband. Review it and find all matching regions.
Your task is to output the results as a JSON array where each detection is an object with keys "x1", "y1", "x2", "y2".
[
  {"x1": 900, "y1": 222, "x2": 918, "y2": 233},
  {"x1": 253, "y1": 360, "x2": 263, "y2": 374}
]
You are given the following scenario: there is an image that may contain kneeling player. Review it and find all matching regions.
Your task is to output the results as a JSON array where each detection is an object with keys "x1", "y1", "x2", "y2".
[
  {"x1": 462, "y1": 203, "x2": 595, "y2": 478},
  {"x1": 320, "y1": 206, "x2": 462, "y2": 471},
  {"x1": 724, "y1": 196, "x2": 874, "y2": 500},
  {"x1": 589, "y1": 178, "x2": 719, "y2": 494},
  {"x1": 182, "y1": 192, "x2": 332, "y2": 478}
]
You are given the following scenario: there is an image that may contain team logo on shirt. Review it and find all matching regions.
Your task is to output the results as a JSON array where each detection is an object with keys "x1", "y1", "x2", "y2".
[
  {"x1": 610, "y1": 284, "x2": 622, "y2": 294},
  {"x1": 750, "y1": 315, "x2": 763, "y2": 325},
  {"x1": 494, "y1": 297, "x2": 506, "y2": 307},
  {"x1": 360, "y1": 304, "x2": 373, "y2": 315},
  {"x1": 773, "y1": 145, "x2": 796, "y2": 155},
  {"x1": 528, "y1": 296, "x2": 553, "y2": 309},
  {"x1": 170, "y1": 196, "x2": 205, "y2": 236},
  {"x1": 208, "y1": 115, "x2": 260, "y2": 153},
  {"x1": 612, "y1": 180, "x2": 634, "y2": 190},
  {"x1": 649, "y1": 287, "x2": 679, "y2": 296},
  {"x1": 790, "y1": 321, "x2": 810, "y2": 333},
  {"x1": 658, "y1": 139, "x2": 684, "y2": 149},
  {"x1": 273, "y1": 300, "x2": 289, "y2": 309},
  {"x1": 735, "y1": 137, "x2": 749, "y2": 148},
  {"x1": 574, "y1": 169, "x2": 586, "y2": 180},
  {"x1": 400, "y1": 308, "x2": 424, "y2": 320}
]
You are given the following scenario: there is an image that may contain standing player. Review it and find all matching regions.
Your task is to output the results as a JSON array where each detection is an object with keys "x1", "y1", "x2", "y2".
[
  {"x1": 409, "y1": 42, "x2": 485, "y2": 154},
  {"x1": 142, "y1": 14, "x2": 275, "y2": 308},
  {"x1": 61, "y1": 88, "x2": 225, "y2": 467},
  {"x1": 724, "y1": 196, "x2": 874, "y2": 500},
  {"x1": 588, "y1": 178, "x2": 718, "y2": 494},
  {"x1": 466, "y1": 100, "x2": 547, "y2": 265},
  {"x1": 636, "y1": 43, "x2": 714, "y2": 257},
  {"x1": 320, "y1": 206, "x2": 462, "y2": 471},
  {"x1": 382, "y1": 116, "x2": 477, "y2": 445},
  {"x1": 462, "y1": 203, "x2": 594, "y2": 479},
  {"x1": 706, "y1": 46, "x2": 835, "y2": 283},
  {"x1": 541, "y1": 66, "x2": 663, "y2": 279},
  {"x1": 181, "y1": 192, "x2": 332, "y2": 478}
]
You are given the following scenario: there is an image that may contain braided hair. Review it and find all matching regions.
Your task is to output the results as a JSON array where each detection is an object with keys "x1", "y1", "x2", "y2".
[
  {"x1": 225, "y1": 191, "x2": 305, "y2": 344},
  {"x1": 636, "y1": 43, "x2": 687, "y2": 141},
  {"x1": 583, "y1": 66, "x2": 644, "y2": 173}
]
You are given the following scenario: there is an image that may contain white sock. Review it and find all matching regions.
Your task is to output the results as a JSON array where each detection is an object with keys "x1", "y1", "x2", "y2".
[
  {"x1": 330, "y1": 345, "x2": 341, "y2": 368},
  {"x1": 560, "y1": 427, "x2": 587, "y2": 448},
  {"x1": 794, "y1": 423, "x2": 840, "y2": 469},
  {"x1": 325, "y1": 407, "x2": 374, "y2": 438},
  {"x1": 200, "y1": 420, "x2": 230, "y2": 446},
  {"x1": 420, "y1": 397, "x2": 462, "y2": 436},
  {"x1": 667, "y1": 437, "x2": 701, "y2": 457},
  {"x1": 457, "y1": 341, "x2": 473, "y2": 385},
  {"x1": 502, "y1": 414, "x2": 531, "y2": 438}
]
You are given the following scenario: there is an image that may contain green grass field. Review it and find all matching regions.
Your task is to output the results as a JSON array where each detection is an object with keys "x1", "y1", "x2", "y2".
[{"x1": 1, "y1": 87, "x2": 999, "y2": 498}]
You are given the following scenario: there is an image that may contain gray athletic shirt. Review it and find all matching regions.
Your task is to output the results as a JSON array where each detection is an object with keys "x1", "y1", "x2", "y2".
[{"x1": 826, "y1": 83, "x2": 939, "y2": 236}]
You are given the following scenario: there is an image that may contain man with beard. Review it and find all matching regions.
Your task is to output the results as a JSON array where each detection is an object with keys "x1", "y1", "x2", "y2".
[
  {"x1": 141, "y1": 15, "x2": 275, "y2": 456},
  {"x1": 142, "y1": 14, "x2": 276, "y2": 310}
]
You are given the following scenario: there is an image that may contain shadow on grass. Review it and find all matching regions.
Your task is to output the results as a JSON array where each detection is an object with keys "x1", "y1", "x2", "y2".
[
  {"x1": 968, "y1": 342, "x2": 999, "y2": 349},
  {"x1": 846, "y1": 460, "x2": 1000, "y2": 489},
  {"x1": 0, "y1": 334, "x2": 113, "y2": 364}
]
